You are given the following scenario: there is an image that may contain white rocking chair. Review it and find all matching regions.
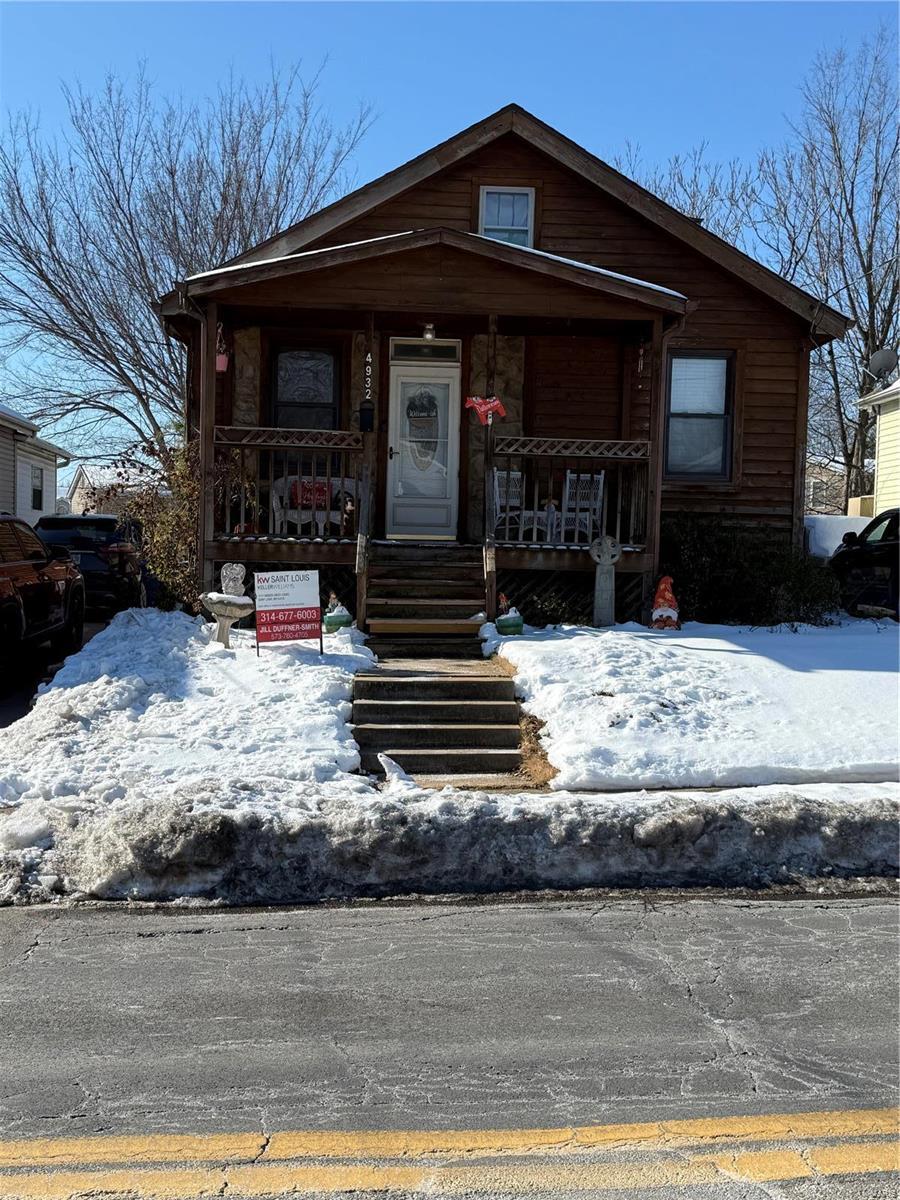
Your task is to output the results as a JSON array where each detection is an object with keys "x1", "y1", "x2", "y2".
[{"x1": 557, "y1": 470, "x2": 605, "y2": 541}]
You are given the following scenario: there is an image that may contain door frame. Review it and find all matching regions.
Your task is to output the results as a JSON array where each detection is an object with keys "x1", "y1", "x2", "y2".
[{"x1": 385, "y1": 355, "x2": 462, "y2": 540}]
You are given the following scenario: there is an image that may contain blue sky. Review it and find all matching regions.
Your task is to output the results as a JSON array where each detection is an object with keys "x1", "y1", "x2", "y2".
[{"x1": 1, "y1": 2, "x2": 895, "y2": 185}]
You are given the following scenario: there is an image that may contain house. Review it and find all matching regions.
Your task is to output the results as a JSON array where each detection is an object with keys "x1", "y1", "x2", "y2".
[
  {"x1": 160, "y1": 104, "x2": 851, "y2": 631},
  {"x1": 805, "y1": 454, "x2": 876, "y2": 517},
  {"x1": 0, "y1": 403, "x2": 70, "y2": 525},
  {"x1": 857, "y1": 377, "x2": 899, "y2": 516}
]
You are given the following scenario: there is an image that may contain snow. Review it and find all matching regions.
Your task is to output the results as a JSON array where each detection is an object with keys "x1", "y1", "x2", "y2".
[
  {"x1": 481, "y1": 620, "x2": 900, "y2": 792},
  {"x1": 0, "y1": 608, "x2": 375, "y2": 815},
  {"x1": 0, "y1": 608, "x2": 896, "y2": 905},
  {"x1": 805, "y1": 514, "x2": 871, "y2": 558},
  {"x1": 1, "y1": 781, "x2": 895, "y2": 904}
]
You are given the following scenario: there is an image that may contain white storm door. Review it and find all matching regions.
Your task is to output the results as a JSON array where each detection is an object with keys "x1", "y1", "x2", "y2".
[{"x1": 386, "y1": 363, "x2": 460, "y2": 538}]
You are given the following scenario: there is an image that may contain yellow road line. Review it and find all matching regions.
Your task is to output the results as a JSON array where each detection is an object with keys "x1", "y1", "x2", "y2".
[
  {"x1": 0, "y1": 1138, "x2": 895, "y2": 1198},
  {"x1": 0, "y1": 1106, "x2": 894, "y2": 1169}
]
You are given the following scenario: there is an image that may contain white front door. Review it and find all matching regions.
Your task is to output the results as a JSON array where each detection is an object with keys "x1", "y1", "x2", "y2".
[{"x1": 386, "y1": 363, "x2": 461, "y2": 539}]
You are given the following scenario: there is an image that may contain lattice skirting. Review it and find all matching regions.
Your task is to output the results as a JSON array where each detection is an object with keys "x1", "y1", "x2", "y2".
[{"x1": 498, "y1": 569, "x2": 647, "y2": 626}]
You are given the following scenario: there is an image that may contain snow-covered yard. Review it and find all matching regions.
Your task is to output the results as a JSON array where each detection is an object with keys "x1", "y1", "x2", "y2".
[
  {"x1": 483, "y1": 620, "x2": 899, "y2": 792},
  {"x1": 0, "y1": 609, "x2": 896, "y2": 904}
]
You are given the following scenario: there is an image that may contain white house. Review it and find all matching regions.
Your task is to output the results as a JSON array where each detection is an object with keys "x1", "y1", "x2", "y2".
[{"x1": 0, "y1": 403, "x2": 70, "y2": 525}]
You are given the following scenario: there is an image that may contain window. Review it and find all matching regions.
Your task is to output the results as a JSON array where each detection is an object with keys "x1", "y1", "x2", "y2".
[
  {"x1": 861, "y1": 512, "x2": 899, "y2": 544},
  {"x1": 273, "y1": 348, "x2": 340, "y2": 429},
  {"x1": 665, "y1": 354, "x2": 733, "y2": 480},
  {"x1": 30, "y1": 465, "x2": 43, "y2": 511},
  {"x1": 12, "y1": 522, "x2": 48, "y2": 561},
  {"x1": 478, "y1": 186, "x2": 534, "y2": 247}
]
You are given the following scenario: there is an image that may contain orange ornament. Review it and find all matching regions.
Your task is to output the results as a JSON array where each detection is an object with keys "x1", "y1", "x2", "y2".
[{"x1": 651, "y1": 575, "x2": 680, "y2": 629}]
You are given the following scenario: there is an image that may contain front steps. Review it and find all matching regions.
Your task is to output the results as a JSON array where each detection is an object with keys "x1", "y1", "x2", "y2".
[
  {"x1": 364, "y1": 543, "x2": 485, "y2": 660},
  {"x1": 352, "y1": 673, "x2": 521, "y2": 777}
]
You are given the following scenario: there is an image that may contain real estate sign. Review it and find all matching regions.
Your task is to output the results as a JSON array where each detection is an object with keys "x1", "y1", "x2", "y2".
[{"x1": 254, "y1": 570, "x2": 322, "y2": 648}]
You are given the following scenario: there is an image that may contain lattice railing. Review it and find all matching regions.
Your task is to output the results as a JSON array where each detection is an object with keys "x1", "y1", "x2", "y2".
[
  {"x1": 493, "y1": 436, "x2": 651, "y2": 460},
  {"x1": 212, "y1": 426, "x2": 364, "y2": 539}
]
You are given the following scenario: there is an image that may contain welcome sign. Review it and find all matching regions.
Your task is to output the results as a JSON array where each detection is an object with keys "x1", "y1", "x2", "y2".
[{"x1": 254, "y1": 570, "x2": 322, "y2": 650}]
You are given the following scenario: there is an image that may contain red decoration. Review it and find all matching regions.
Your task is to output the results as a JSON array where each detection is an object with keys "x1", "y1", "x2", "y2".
[
  {"x1": 651, "y1": 575, "x2": 680, "y2": 630},
  {"x1": 289, "y1": 480, "x2": 330, "y2": 508},
  {"x1": 465, "y1": 395, "x2": 507, "y2": 425}
]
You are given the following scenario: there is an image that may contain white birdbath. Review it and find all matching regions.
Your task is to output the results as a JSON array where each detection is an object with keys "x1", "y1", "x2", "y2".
[{"x1": 201, "y1": 563, "x2": 255, "y2": 649}]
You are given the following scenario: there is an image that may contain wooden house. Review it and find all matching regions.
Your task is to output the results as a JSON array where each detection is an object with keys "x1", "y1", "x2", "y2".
[{"x1": 160, "y1": 105, "x2": 850, "y2": 644}]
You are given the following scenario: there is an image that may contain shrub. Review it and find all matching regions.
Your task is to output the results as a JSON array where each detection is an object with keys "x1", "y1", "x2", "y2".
[{"x1": 660, "y1": 515, "x2": 840, "y2": 627}]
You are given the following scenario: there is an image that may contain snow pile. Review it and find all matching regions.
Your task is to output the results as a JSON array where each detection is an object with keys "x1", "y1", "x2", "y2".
[
  {"x1": 0, "y1": 607, "x2": 374, "y2": 815},
  {"x1": 805, "y1": 514, "x2": 870, "y2": 558},
  {"x1": 482, "y1": 620, "x2": 900, "y2": 792},
  {"x1": 1, "y1": 781, "x2": 896, "y2": 904}
]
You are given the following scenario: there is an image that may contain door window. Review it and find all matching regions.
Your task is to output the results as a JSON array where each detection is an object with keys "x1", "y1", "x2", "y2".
[{"x1": 396, "y1": 381, "x2": 450, "y2": 499}]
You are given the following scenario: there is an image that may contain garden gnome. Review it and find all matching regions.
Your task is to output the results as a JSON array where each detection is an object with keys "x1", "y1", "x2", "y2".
[{"x1": 651, "y1": 576, "x2": 680, "y2": 630}]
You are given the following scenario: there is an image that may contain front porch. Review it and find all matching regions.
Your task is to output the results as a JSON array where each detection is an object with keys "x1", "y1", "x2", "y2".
[{"x1": 175, "y1": 228, "x2": 682, "y2": 624}]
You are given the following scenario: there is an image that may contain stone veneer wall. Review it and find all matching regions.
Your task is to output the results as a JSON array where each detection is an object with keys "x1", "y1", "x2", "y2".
[
  {"x1": 232, "y1": 328, "x2": 262, "y2": 426},
  {"x1": 466, "y1": 335, "x2": 524, "y2": 540}
]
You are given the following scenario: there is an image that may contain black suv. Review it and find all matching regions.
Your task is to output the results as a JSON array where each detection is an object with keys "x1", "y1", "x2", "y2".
[
  {"x1": 34, "y1": 515, "x2": 146, "y2": 614},
  {"x1": 829, "y1": 508, "x2": 899, "y2": 619},
  {"x1": 0, "y1": 515, "x2": 85, "y2": 660}
]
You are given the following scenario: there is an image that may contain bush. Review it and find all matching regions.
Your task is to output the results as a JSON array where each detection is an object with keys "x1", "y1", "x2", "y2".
[{"x1": 660, "y1": 515, "x2": 840, "y2": 627}]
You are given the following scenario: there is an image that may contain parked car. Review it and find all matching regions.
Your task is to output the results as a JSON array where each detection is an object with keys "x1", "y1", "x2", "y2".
[
  {"x1": 828, "y1": 507, "x2": 899, "y2": 619},
  {"x1": 33, "y1": 515, "x2": 146, "y2": 614},
  {"x1": 0, "y1": 514, "x2": 85, "y2": 658}
]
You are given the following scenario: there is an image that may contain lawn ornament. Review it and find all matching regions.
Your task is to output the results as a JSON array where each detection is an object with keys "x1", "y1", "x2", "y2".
[
  {"x1": 201, "y1": 562, "x2": 255, "y2": 648},
  {"x1": 590, "y1": 536, "x2": 622, "y2": 627},
  {"x1": 651, "y1": 576, "x2": 680, "y2": 630},
  {"x1": 323, "y1": 590, "x2": 352, "y2": 633},
  {"x1": 496, "y1": 591, "x2": 524, "y2": 635}
]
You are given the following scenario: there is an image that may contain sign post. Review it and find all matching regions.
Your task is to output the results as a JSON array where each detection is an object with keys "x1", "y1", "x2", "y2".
[{"x1": 254, "y1": 570, "x2": 323, "y2": 654}]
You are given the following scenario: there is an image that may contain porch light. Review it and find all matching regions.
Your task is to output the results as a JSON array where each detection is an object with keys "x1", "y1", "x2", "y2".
[{"x1": 423, "y1": 323, "x2": 436, "y2": 341}]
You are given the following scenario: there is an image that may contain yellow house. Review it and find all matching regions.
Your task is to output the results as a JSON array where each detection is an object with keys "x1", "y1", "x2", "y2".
[{"x1": 859, "y1": 377, "x2": 900, "y2": 514}]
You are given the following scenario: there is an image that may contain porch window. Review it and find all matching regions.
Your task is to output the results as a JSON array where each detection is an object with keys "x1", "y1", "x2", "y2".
[
  {"x1": 478, "y1": 186, "x2": 534, "y2": 247},
  {"x1": 273, "y1": 348, "x2": 339, "y2": 429},
  {"x1": 30, "y1": 465, "x2": 44, "y2": 511},
  {"x1": 665, "y1": 353, "x2": 733, "y2": 480}
]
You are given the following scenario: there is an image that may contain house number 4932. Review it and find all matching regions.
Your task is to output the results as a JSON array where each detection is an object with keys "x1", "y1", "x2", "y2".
[{"x1": 364, "y1": 351, "x2": 373, "y2": 402}]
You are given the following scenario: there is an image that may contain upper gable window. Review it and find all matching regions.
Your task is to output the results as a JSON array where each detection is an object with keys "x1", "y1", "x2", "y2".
[{"x1": 478, "y1": 186, "x2": 534, "y2": 247}]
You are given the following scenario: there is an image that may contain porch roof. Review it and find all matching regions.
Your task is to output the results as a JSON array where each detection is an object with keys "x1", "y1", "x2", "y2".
[{"x1": 170, "y1": 227, "x2": 689, "y2": 316}]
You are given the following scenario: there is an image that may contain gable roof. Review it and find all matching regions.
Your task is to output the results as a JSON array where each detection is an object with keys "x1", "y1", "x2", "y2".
[
  {"x1": 183, "y1": 227, "x2": 688, "y2": 315},
  {"x1": 221, "y1": 104, "x2": 849, "y2": 340}
]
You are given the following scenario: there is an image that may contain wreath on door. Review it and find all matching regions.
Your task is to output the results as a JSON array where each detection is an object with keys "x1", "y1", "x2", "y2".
[{"x1": 405, "y1": 388, "x2": 440, "y2": 471}]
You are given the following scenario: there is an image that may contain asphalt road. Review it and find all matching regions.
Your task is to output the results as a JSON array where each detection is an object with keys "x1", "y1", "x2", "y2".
[{"x1": 0, "y1": 896, "x2": 896, "y2": 1197}]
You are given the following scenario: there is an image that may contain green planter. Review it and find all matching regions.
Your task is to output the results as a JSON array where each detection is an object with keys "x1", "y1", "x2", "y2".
[
  {"x1": 496, "y1": 612, "x2": 524, "y2": 636},
  {"x1": 324, "y1": 610, "x2": 353, "y2": 634}
]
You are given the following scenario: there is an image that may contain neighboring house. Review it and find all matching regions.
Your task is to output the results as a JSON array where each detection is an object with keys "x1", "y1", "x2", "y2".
[
  {"x1": 66, "y1": 464, "x2": 161, "y2": 516},
  {"x1": 0, "y1": 403, "x2": 70, "y2": 525},
  {"x1": 160, "y1": 104, "x2": 851, "y2": 622},
  {"x1": 858, "y1": 377, "x2": 900, "y2": 516},
  {"x1": 805, "y1": 456, "x2": 848, "y2": 515}
]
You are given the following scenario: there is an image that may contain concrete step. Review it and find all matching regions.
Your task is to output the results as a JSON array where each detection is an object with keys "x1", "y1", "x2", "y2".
[
  {"x1": 366, "y1": 638, "x2": 484, "y2": 659},
  {"x1": 367, "y1": 599, "x2": 485, "y2": 619},
  {"x1": 352, "y1": 699, "x2": 520, "y2": 725},
  {"x1": 353, "y1": 723, "x2": 521, "y2": 750},
  {"x1": 360, "y1": 747, "x2": 522, "y2": 775},
  {"x1": 353, "y1": 675, "x2": 517, "y2": 702},
  {"x1": 367, "y1": 618, "x2": 484, "y2": 637}
]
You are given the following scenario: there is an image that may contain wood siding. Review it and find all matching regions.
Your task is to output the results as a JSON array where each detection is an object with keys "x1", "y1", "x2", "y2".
[
  {"x1": 526, "y1": 336, "x2": 623, "y2": 440},
  {"x1": 308, "y1": 133, "x2": 810, "y2": 533}
]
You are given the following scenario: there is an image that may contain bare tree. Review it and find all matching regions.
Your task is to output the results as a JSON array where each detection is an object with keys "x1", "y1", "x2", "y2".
[
  {"x1": 0, "y1": 66, "x2": 372, "y2": 468},
  {"x1": 614, "y1": 30, "x2": 898, "y2": 506},
  {"x1": 752, "y1": 32, "x2": 898, "y2": 504}
]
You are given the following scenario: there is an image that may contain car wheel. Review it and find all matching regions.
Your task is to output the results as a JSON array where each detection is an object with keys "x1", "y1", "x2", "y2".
[{"x1": 51, "y1": 592, "x2": 84, "y2": 657}]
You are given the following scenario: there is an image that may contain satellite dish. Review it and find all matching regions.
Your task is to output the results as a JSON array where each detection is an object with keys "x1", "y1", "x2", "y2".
[{"x1": 868, "y1": 348, "x2": 898, "y2": 383}]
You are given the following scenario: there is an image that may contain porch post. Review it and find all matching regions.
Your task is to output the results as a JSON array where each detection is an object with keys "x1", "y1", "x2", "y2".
[
  {"x1": 645, "y1": 315, "x2": 665, "y2": 590},
  {"x1": 356, "y1": 312, "x2": 377, "y2": 628},
  {"x1": 198, "y1": 300, "x2": 217, "y2": 591},
  {"x1": 483, "y1": 315, "x2": 499, "y2": 620}
]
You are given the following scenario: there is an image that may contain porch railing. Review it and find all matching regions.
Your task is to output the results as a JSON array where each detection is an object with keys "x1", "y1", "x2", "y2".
[
  {"x1": 490, "y1": 436, "x2": 650, "y2": 548},
  {"x1": 212, "y1": 426, "x2": 364, "y2": 540}
]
